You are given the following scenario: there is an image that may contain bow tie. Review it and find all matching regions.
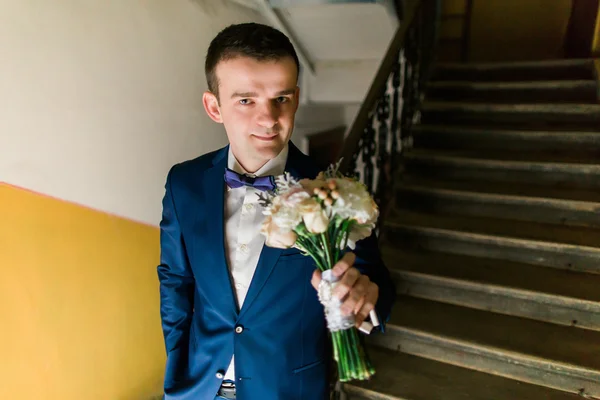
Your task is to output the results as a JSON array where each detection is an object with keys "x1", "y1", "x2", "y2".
[{"x1": 224, "y1": 168, "x2": 276, "y2": 191}]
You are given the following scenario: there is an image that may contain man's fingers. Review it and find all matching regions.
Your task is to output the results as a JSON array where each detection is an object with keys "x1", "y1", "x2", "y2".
[
  {"x1": 333, "y1": 267, "x2": 360, "y2": 300},
  {"x1": 311, "y1": 269, "x2": 322, "y2": 290},
  {"x1": 340, "y1": 275, "x2": 369, "y2": 315},
  {"x1": 332, "y1": 252, "x2": 356, "y2": 278},
  {"x1": 355, "y1": 283, "x2": 379, "y2": 327},
  {"x1": 353, "y1": 294, "x2": 366, "y2": 315}
]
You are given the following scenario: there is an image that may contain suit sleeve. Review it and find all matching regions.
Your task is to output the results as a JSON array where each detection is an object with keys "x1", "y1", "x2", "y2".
[
  {"x1": 351, "y1": 233, "x2": 396, "y2": 332},
  {"x1": 157, "y1": 166, "x2": 195, "y2": 389}
]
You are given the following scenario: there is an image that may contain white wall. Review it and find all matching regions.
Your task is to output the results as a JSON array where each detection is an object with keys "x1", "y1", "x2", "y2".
[
  {"x1": 308, "y1": 59, "x2": 380, "y2": 103},
  {"x1": 0, "y1": 0, "x2": 267, "y2": 226}
]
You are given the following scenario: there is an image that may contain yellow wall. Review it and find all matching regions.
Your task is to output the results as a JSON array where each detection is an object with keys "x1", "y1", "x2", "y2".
[
  {"x1": 593, "y1": 3, "x2": 600, "y2": 56},
  {"x1": 468, "y1": 0, "x2": 573, "y2": 62},
  {"x1": 442, "y1": 0, "x2": 467, "y2": 15},
  {"x1": 0, "y1": 183, "x2": 165, "y2": 400},
  {"x1": 595, "y1": 60, "x2": 600, "y2": 93}
]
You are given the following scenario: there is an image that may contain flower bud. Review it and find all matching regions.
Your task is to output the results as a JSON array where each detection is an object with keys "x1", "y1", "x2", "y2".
[
  {"x1": 299, "y1": 198, "x2": 330, "y2": 234},
  {"x1": 303, "y1": 210, "x2": 329, "y2": 233}
]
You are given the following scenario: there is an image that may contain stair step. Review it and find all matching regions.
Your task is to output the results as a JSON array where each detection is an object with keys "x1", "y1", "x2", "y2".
[
  {"x1": 343, "y1": 346, "x2": 581, "y2": 400},
  {"x1": 407, "y1": 147, "x2": 600, "y2": 165},
  {"x1": 426, "y1": 80, "x2": 598, "y2": 104},
  {"x1": 369, "y1": 297, "x2": 600, "y2": 397},
  {"x1": 383, "y1": 248, "x2": 600, "y2": 330},
  {"x1": 398, "y1": 175, "x2": 600, "y2": 203},
  {"x1": 403, "y1": 152, "x2": 600, "y2": 189},
  {"x1": 411, "y1": 126, "x2": 600, "y2": 158},
  {"x1": 420, "y1": 102, "x2": 600, "y2": 130},
  {"x1": 431, "y1": 59, "x2": 596, "y2": 82},
  {"x1": 390, "y1": 209, "x2": 600, "y2": 251},
  {"x1": 384, "y1": 223, "x2": 600, "y2": 275},
  {"x1": 396, "y1": 185, "x2": 600, "y2": 228}
]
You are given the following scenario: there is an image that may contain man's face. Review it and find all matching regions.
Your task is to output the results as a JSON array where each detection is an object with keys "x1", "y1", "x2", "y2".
[{"x1": 203, "y1": 56, "x2": 299, "y2": 172}]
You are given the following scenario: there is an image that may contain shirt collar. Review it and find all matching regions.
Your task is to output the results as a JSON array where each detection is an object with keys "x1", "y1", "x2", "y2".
[{"x1": 227, "y1": 143, "x2": 289, "y2": 178}]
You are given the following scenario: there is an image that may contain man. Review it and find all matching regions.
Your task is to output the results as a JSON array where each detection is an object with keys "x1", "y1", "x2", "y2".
[{"x1": 157, "y1": 22, "x2": 396, "y2": 400}]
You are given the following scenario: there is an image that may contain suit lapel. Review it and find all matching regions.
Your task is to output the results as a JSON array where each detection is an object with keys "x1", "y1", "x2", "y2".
[
  {"x1": 197, "y1": 147, "x2": 239, "y2": 318},
  {"x1": 238, "y1": 142, "x2": 315, "y2": 320}
]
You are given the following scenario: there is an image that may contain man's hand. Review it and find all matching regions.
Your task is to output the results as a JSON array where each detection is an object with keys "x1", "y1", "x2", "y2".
[{"x1": 311, "y1": 252, "x2": 379, "y2": 328}]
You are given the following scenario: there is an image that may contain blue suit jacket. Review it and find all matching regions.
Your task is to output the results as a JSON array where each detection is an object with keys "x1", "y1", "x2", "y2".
[{"x1": 157, "y1": 142, "x2": 396, "y2": 400}]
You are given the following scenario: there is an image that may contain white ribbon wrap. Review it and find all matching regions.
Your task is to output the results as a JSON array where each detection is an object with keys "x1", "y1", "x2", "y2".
[{"x1": 317, "y1": 270, "x2": 356, "y2": 332}]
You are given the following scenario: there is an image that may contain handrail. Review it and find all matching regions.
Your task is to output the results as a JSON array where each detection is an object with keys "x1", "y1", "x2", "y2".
[
  {"x1": 335, "y1": 0, "x2": 441, "y2": 218},
  {"x1": 338, "y1": 0, "x2": 422, "y2": 173}
]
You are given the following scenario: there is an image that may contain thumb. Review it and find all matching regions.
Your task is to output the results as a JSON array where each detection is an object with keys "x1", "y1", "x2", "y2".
[{"x1": 311, "y1": 269, "x2": 322, "y2": 291}]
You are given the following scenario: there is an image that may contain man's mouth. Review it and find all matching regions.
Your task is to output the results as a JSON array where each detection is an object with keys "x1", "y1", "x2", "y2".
[{"x1": 253, "y1": 134, "x2": 278, "y2": 141}]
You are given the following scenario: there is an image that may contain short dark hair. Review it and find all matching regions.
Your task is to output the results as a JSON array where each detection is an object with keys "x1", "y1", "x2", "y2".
[{"x1": 205, "y1": 23, "x2": 300, "y2": 100}]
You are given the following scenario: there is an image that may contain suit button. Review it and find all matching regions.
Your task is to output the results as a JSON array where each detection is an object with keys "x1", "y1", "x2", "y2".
[
  {"x1": 235, "y1": 325, "x2": 244, "y2": 334},
  {"x1": 216, "y1": 371, "x2": 224, "y2": 379}
]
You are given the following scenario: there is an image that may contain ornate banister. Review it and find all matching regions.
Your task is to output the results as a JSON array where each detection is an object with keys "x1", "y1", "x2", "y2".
[{"x1": 338, "y1": 0, "x2": 441, "y2": 218}]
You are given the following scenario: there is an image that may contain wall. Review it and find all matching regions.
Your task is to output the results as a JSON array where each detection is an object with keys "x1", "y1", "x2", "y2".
[
  {"x1": 593, "y1": 2, "x2": 600, "y2": 56},
  {"x1": 0, "y1": 0, "x2": 270, "y2": 227},
  {"x1": 0, "y1": 184, "x2": 162, "y2": 399},
  {"x1": 468, "y1": 0, "x2": 573, "y2": 62},
  {"x1": 436, "y1": 0, "x2": 469, "y2": 62},
  {"x1": 564, "y1": 0, "x2": 599, "y2": 57},
  {"x1": 0, "y1": 0, "x2": 266, "y2": 399}
]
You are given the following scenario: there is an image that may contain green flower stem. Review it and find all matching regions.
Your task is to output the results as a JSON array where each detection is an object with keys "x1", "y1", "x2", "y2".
[
  {"x1": 334, "y1": 331, "x2": 349, "y2": 381},
  {"x1": 295, "y1": 226, "x2": 320, "y2": 253},
  {"x1": 352, "y1": 330, "x2": 367, "y2": 379},
  {"x1": 320, "y1": 233, "x2": 333, "y2": 269},
  {"x1": 294, "y1": 239, "x2": 326, "y2": 271},
  {"x1": 331, "y1": 328, "x2": 376, "y2": 382},
  {"x1": 342, "y1": 332, "x2": 352, "y2": 379},
  {"x1": 329, "y1": 218, "x2": 342, "y2": 262},
  {"x1": 342, "y1": 330, "x2": 356, "y2": 379}
]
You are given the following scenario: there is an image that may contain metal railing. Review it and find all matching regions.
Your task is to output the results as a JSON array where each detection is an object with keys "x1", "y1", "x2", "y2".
[{"x1": 338, "y1": 0, "x2": 442, "y2": 219}]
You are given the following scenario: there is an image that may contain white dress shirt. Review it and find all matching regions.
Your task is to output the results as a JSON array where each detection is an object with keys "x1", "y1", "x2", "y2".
[{"x1": 223, "y1": 143, "x2": 289, "y2": 382}]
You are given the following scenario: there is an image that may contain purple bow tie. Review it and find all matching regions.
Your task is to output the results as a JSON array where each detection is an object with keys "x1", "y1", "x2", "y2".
[{"x1": 224, "y1": 168, "x2": 276, "y2": 191}]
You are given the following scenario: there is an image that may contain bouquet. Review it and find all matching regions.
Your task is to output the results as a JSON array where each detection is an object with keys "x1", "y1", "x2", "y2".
[{"x1": 258, "y1": 161, "x2": 379, "y2": 381}]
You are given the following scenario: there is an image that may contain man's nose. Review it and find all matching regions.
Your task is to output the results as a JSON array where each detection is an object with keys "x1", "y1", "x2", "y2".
[{"x1": 256, "y1": 103, "x2": 279, "y2": 128}]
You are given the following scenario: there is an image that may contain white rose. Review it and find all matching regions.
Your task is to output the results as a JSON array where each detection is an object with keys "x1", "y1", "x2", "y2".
[
  {"x1": 299, "y1": 198, "x2": 329, "y2": 234},
  {"x1": 272, "y1": 205, "x2": 302, "y2": 231}
]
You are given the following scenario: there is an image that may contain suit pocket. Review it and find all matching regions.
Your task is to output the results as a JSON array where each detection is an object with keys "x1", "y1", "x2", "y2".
[
  {"x1": 279, "y1": 249, "x2": 309, "y2": 260},
  {"x1": 293, "y1": 359, "x2": 325, "y2": 374}
]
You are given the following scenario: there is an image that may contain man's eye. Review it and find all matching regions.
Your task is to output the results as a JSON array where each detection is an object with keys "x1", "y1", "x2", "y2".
[
  {"x1": 239, "y1": 99, "x2": 251, "y2": 105},
  {"x1": 276, "y1": 97, "x2": 288, "y2": 103}
]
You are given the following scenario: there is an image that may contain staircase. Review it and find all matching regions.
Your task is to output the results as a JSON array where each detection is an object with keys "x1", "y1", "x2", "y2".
[{"x1": 342, "y1": 59, "x2": 600, "y2": 399}]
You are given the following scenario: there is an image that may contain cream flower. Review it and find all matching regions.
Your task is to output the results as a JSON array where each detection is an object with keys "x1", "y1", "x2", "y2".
[
  {"x1": 261, "y1": 215, "x2": 298, "y2": 249},
  {"x1": 281, "y1": 186, "x2": 311, "y2": 208},
  {"x1": 299, "y1": 198, "x2": 329, "y2": 234},
  {"x1": 330, "y1": 179, "x2": 379, "y2": 225},
  {"x1": 346, "y1": 223, "x2": 374, "y2": 249},
  {"x1": 271, "y1": 206, "x2": 302, "y2": 231},
  {"x1": 262, "y1": 189, "x2": 305, "y2": 231}
]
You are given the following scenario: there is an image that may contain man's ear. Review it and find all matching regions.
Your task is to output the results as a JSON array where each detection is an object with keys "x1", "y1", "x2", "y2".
[{"x1": 203, "y1": 91, "x2": 223, "y2": 123}]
